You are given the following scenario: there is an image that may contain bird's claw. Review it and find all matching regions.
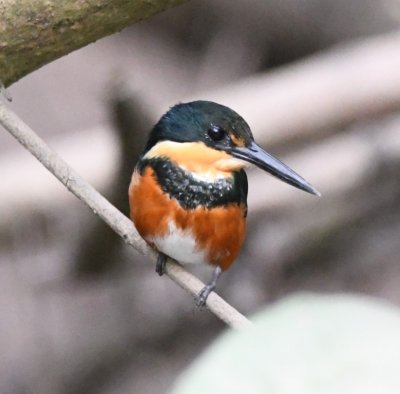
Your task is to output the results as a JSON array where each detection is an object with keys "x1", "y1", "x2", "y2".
[
  {"x1": 195, "y1": 266, "x2": 222, "y2": 307},
  {"x1": 195, "y1": 285, "x2": 213, "y2": 307},
  {"x1": 156, "y1": 253, "x2": 167, "y2": 276}
]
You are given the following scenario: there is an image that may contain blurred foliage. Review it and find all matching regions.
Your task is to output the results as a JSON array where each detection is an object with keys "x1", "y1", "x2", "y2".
[{"x1": 172, "y1": 294, "x2": 400, "y2": 394}]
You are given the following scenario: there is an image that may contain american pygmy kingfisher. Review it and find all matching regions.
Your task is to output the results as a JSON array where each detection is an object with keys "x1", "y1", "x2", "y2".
[{"x1": 129, "y1": 101, "x2": 319, "y2": 306}]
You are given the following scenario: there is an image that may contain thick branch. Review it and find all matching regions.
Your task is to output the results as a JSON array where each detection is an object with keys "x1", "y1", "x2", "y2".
[
  {"x1": 0, "y1": 0, "x2": 188, "y2": 87},
  {"x1": 0, "y1": 101, "x2": 252, "y2": 330}
]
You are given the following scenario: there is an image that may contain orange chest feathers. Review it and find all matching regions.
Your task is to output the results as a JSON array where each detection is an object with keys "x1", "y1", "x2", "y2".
[{"x1": 129, "y1": 166, "x2": 246, "y2": 271}]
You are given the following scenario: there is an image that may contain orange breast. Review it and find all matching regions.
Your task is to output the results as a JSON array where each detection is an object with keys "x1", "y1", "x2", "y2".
[{"x1": 129, "y1": 166, "x2": 246, "y2": 271}]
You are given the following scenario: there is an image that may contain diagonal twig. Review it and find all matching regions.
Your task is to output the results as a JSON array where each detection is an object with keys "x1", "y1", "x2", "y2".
[{"x1": 0, "y1": 101, "x2": 253, "y2": 330}]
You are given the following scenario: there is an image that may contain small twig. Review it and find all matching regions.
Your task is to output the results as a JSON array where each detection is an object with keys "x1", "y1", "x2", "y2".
[
  {"x1": 0, "y1": 101, "x2": 252, "y2": 330},
  {"x1": 0, "y1": 80, "x2": 12, "y2": 102}
]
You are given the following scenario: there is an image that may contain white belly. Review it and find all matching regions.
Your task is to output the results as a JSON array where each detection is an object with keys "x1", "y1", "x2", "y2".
[{"x1": 149, "y1": 221, "x2": 207, "y2": 265}]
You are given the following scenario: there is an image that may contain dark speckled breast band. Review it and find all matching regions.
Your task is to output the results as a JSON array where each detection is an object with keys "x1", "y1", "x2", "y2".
[{"x1": 138, "y1": 158, "x2": 247, "y2": 211}]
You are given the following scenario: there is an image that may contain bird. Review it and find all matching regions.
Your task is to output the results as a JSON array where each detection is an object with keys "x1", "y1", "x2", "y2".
[{"x1": 129, "y1": 100, "x2": 319, "y2": 307}]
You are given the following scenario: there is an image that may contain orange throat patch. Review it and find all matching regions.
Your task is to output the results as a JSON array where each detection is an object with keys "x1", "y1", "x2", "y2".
[{"x1": 143, "y1": 140, "x2": 248, "y2": 179}]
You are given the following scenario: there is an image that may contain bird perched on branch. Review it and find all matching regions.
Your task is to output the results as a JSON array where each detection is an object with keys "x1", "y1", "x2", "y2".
[{"x1": 129, "y1": 101, "x2": 319, "y2": 306}]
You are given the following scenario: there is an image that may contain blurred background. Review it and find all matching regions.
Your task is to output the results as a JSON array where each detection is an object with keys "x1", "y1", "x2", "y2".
[{"x1": 1, "y1": 0, "x2": 400, "y2": 392}]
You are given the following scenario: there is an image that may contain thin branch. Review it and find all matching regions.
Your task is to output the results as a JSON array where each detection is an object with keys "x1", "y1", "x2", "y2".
[{"x1": 0, "y1": 101, "x2": 253, "y2": 330}]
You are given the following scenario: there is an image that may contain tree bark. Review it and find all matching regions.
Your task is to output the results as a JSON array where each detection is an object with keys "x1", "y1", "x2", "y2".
[{"x1": 0, "y1": 0, "x2": 188, "y2": 87}]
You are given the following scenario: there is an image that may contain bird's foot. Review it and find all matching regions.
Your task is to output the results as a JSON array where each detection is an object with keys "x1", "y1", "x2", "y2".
[
  {"x1": 156, "y1": 253, "x2": 167, "y2": 276},
  {"x1": 195, "y1": 284, "x2": 214, "y2": 307},
  {"x1": 195, "y1": 266, "x2": 222, "y2": 307}
]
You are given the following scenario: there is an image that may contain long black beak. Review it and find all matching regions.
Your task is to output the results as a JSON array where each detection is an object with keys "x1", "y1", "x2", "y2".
[{"x1": 230, "y1": 141, "x2": 320, "y2": 196}]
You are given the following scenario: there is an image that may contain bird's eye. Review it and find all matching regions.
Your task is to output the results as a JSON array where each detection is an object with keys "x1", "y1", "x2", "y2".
[{"x1": 207, "y1": 125, "x2": 226, "y2": 141}]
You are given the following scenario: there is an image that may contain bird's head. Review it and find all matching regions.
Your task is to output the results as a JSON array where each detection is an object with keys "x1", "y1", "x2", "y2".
[{"x1": 143, "y1": 100, "x2": 319, "y2": 195}]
